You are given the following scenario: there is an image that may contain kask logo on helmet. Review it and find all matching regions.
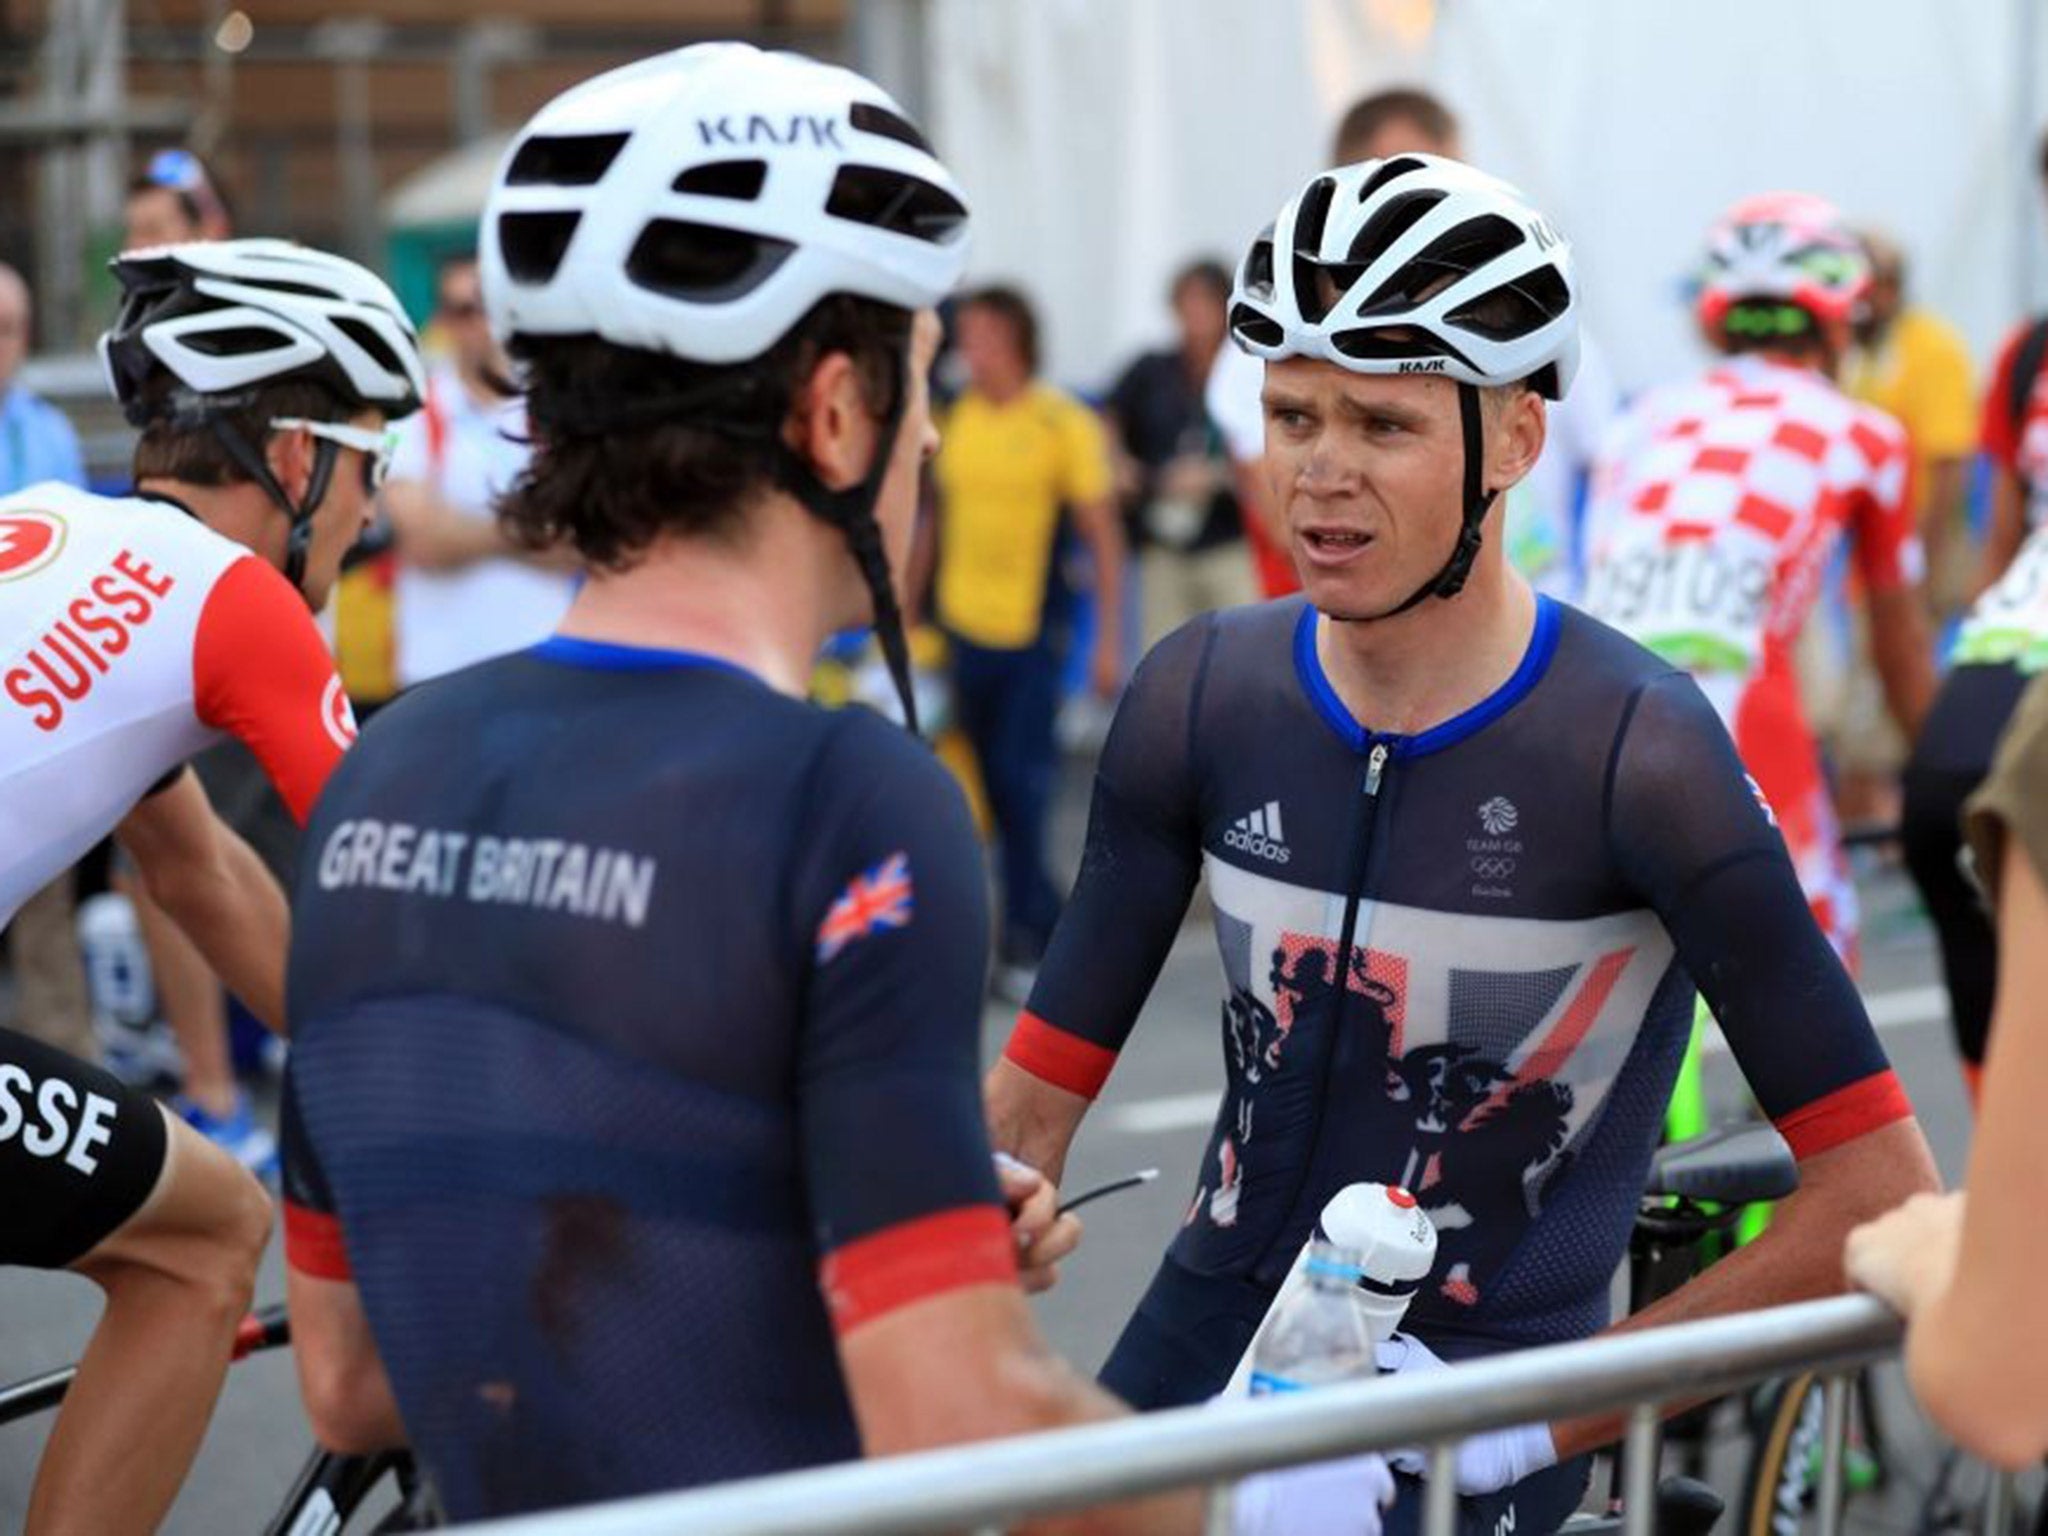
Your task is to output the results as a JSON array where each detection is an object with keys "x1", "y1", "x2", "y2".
[{"x1": 695, "y1": 114, "x2": 842, "y2": 149}]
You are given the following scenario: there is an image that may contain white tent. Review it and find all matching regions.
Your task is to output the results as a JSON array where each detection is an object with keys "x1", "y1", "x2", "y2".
[{"x1": 919, "y1": 0, "x2": 2048, "y2": 396}]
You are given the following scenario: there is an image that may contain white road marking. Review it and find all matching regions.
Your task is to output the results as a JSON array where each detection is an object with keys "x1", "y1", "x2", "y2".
[{"x1": 1100, "y1": 984, "x2": 1951, "y2": 1136}]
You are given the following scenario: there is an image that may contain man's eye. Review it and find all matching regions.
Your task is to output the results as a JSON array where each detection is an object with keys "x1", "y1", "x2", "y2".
[{"x1": 1270, "y1": 408, "x2": 1310, "y2": 429}]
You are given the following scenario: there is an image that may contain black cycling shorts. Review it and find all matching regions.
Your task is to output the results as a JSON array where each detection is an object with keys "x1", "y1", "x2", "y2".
[{"x1": 1, "y1": 1027, "x2": 169, "y2": 1268}]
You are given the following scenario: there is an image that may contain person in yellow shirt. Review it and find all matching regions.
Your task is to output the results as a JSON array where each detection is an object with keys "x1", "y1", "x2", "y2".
[
  {"x1": 933, "y1": 286, "x2": 1125, "y2": 997},
  {"x1": 1818, "y1": 230, "x2": 1978, "y2": 827}
]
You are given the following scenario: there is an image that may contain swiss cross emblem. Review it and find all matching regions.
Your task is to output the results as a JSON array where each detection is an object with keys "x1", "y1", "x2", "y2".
[{"x1": 0, "y1": 511, "x2": 65, "y2": 581}]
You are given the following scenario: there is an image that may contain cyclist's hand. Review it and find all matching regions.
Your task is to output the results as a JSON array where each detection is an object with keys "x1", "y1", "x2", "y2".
[
  {"x1": 1845, "y1": 1189, "x2": 1964, "y2": 1317},
  {"x1": 1232, "y1": 1452, "x2": 1392, "y2": 1535},
  {"x1": 1380, "y1": 1333, "x2": 1558, "y2": 1495},
  {"x1": 1089, "y1": 637, "x2": 1122, "y2": 700},
  {"x1": 993, "y1": 1152, "x2": 1082, "y2": 1293}
]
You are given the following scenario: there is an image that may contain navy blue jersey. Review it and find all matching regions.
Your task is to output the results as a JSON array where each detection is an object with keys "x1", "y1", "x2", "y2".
[
  {"x1": 1006, "y1": 597, "x2": 1908, "y2": 1365},
  {"x1": 283, "y1": 636, "x2": 1014, "y2": 1520}
]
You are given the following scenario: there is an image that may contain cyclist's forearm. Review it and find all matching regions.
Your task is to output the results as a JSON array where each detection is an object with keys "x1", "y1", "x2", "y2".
[
  {"x1": 1551, "y1": 1119, "x2": 1939, "y2": 1460},
  {"x1": 985, "y1": 1058, "x2": 1090, "y2": 1189}
]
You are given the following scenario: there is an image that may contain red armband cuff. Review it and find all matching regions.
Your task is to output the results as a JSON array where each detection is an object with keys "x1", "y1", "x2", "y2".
[
  {"x1": 1773, "y1": 1069, "x2": 1913, "y2": 1160},
  {"x1": 283, "y1": 1200, "x2": 353, "y2": 1281},
  {"x1": 819, "y1": 1205, "x2": 1017, "y2": 1336},
  {"x1": 1003, "y1": 1010, "x2": 1117, "y2": 1099}
]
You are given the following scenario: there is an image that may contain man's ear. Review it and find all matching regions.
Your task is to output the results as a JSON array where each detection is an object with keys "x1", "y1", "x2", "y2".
[
  {"x1": 784, "y1": 351, "x2": 874, "y2": 492},
  {"x1": 1488, "y1": 388, "x2": 1548, "y2": 490},
  {"x1": 264, "y1": 422, "x2": 314, "y2": 504}
]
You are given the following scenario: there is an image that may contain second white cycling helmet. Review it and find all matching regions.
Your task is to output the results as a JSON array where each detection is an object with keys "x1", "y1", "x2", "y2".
[
  {"x1": 481, "y1": 41, "x2": 968, "y2": 364},
  {"x1": 1695, "y1": 191, "x2": 1869, "y2": 338},
  {"x1": 1228, "y1": 153, "x2": 1578, "y2": 401}
]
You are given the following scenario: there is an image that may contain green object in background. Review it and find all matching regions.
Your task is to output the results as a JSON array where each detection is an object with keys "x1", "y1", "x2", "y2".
[
  {"x1": 385, "y1": 218, "x2": 483, "y2": 328},
  {"x1": 1666, "y1": 994, "x2": 1777, "y2": 1255}
]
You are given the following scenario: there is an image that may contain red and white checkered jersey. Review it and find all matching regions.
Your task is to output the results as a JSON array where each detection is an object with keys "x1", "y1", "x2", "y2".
[
  {"x1": 1, "y1": 481, "x2": 355, "y2": 927},
  {"x1": 1583, "y1": 354, "x2": 1919, "y2": 698}
]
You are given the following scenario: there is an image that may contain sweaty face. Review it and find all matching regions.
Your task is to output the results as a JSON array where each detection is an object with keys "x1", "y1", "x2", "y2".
[
  {"x1": 300, "y1": 410, "x2": 389, "y2": 610},
  {"x1": 1260, "y1": 358, "x2": 1473, "y2": 619}
]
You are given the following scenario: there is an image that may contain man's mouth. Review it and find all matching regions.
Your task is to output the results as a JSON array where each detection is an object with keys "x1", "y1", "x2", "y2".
[{"x1": 1298, "y1": 526, "x2": 1376, "y2": 564}]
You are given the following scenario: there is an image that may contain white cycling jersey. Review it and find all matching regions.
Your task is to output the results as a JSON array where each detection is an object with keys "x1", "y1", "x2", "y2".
[{"x1": 0, "y1": 481, "x2": 355, "y2": 926}]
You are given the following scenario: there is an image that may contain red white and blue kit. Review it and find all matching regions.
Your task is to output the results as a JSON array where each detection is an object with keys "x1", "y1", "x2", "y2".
[
  {"x1": 282, "y1": 638, "x2": 1017, "y2": 1519},
  {"x1": 1002, "y1": 596, "x2": 1910, "y2": 1409}
]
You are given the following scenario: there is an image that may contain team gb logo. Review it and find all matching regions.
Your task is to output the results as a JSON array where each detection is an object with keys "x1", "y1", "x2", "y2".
[{"x1": 1477, "y1": 796, "x2": 1519, "y2": 837}]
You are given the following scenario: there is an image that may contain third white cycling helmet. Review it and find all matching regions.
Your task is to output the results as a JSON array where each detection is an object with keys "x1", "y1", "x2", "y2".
[
  {"x1": 1227, "y1": 153, "x2": 1580, "y2": 617},
  {"x1": 1695, "y1": 191, "x2": 1869, "y2": 338}
]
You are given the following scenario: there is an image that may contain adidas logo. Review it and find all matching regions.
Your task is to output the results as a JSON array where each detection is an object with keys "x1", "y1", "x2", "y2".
[{"x1": 1225, "y1": 801, "x2": 1291, "y2": 864}]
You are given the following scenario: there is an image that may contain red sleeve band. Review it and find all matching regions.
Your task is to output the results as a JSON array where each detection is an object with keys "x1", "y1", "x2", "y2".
[
  {"x1": 819, "y1": 1204, "x2": 1017, "y2": 1336},
  {"x1": 1003, "y1": 1010, "x2": 1117, "y2": 1100},
  {"x1": 283, "y1": 1199, "x2": 354, "y2": 1281},
  {"x1": 1772, "y1": 1069, "x2": 1914, "y2": 1161}
]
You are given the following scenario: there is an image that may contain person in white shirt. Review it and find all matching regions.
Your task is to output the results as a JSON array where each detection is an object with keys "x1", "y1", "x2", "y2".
[
  {"x1": 383, "y1": 253, "x2": 575, "y2": 688},
  {"x1": 1207, "y1": 87, "x2": 1620, "y2": 602}
]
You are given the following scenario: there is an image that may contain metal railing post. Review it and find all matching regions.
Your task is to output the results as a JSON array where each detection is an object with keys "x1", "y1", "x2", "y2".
[
  {"x1": 1203, "y1": 1483, "x2": 1234, "y2": 1536},
  {"x1": 1815, "y1": 1374, "x2": 1850, "y2": 1536},
  {"x1": 1983, "y1": 1468, "x2": 2015, "y2": 1536},
  {"x1": 1422, "y1": 1442, "x2": 1459, "y2": 1536},
  {"x1": 1619, "y1": 1404, "x2": 1659, "y2": 1536}
]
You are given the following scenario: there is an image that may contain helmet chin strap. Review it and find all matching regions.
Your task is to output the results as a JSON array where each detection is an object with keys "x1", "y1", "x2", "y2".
[
  {"x1": 203, "y1": 417, "x2": 342, "y2": 608},
  {"x1": 771, "y1": 361, "x2": 921, "y2": 736},
  {"x1": 1332, "y1": 381, "x2": 1497, "y2": 625}
]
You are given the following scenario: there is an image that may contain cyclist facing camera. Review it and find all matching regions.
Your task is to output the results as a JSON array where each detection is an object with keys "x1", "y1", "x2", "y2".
[
  {"x1": 985, "y1": 154, "x2": 1938, "y2": 1534},
  {"x1": 279, "y1": 43, "x2": 1377, "y2": 1534},
  {"x1": 0, "y1": 238, "x2": 422, "y2": 1535}
]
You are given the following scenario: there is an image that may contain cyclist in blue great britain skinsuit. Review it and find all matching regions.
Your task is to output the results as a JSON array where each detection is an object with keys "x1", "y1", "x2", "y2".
[{"x1": 985, "y1": 154, "x2": 1941, "y2": 1536}]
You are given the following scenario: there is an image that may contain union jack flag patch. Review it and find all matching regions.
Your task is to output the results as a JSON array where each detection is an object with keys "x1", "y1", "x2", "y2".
[{"x1": 816, "y1": 851, "x2": 914, "y2": 962}]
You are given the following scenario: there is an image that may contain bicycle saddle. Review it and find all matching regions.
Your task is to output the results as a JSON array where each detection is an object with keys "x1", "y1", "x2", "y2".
[{"x1": 1647, "y1": 1124, "x2": 1798, "y2": 1206}]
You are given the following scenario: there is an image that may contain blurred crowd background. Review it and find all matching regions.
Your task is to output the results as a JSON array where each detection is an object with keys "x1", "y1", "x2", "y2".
[{"x1": 2, "y1": 0, "x2": 2046, "y2": 1167}]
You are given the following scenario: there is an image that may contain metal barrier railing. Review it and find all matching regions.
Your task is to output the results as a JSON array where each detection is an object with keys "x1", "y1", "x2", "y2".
[{"x1": 449, "y1": 1295, "x2": 1972, "y2": 1536}]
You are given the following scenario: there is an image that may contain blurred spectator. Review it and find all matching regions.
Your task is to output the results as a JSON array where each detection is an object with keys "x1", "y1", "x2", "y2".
[
  {"x1": 1976, "y1": 124, "x2": 2048, "y2": 592},
  {"x1": 123, "y1": 148, "x2": 235, "y2": 248},
  {"x1": 1105, "y1": 258, "x2": 1254, "y2": 648},
  {"x1": 1204, "y1": 86, "x2": 1619, "y2": 601},
  {"x1": 1847, "y1": 230, "x2": 1977, "y2": 625},
  {"x1": 1847, "y1": 669, "x2": 2048, "y2": 1468},
  {"x1": 383, "y1": 253, "x2": 572, "y2": 688},
  {"x1": 932, "y1": 285, "x2": 1124, "y2": 996},
  {"x1": 0, "y1": 260, "x2": 95, "y2": 1064}
]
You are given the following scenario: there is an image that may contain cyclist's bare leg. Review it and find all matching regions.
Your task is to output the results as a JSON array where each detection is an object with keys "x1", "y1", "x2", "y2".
[{"x1": 26, "y1": 1107, "x2": 271, "y2": 1536}]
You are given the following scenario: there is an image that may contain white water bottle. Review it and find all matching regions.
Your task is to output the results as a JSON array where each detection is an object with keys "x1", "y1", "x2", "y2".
[
  {"x1": 1225, "y1": 1183, "x2": 1438, "y2": 1398},
  {"x1": 1247, "y1": 1242, "x2": 1377, "y2": 1395}
]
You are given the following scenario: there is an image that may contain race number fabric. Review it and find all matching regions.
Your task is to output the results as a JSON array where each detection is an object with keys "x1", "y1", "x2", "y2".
[{"x1": 1582, "y1": 355, "x2": 1920, "y2": 956}]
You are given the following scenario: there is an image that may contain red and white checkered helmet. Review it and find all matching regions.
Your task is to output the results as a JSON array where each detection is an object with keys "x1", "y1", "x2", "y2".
[{"x1": 1696, "y1": 192, "x2": 1870, "y2": 335}]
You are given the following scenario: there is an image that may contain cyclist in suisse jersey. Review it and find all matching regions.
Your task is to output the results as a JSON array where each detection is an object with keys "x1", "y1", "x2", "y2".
[
  {"x1": 0, "y1": 239, "x2": 423, "y2": 1534},
  {"x1": 984, "y1": 154, "x2": 1939, "y2": 1534},
  {"x1": 1581, "y1": 193, "x2": 1937, "y2": 966},
  {"x1": 278, "y1": 44, "x2": 1385, "y2": 1534}
]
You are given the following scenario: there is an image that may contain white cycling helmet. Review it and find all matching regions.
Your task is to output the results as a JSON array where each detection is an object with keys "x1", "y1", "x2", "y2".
[
  {"x1": 1228, "y1": 153, "x2": 1578, "y2": 400},
  {"x1": 101, "y1": 238, "x2": 425, "y2": 419},
  {"x1": 1696, "y1": 192, "x2": 1869, "y2": 339},
  {"x1": 481, "y1": 41, "x2": 969, "y2": 363},
  {"x1": 1226, "y1": 154, "x2": 1579, "y2": 618},
  {"x1": 100, "y1": 238, "x2": 425, "y2": 600}
]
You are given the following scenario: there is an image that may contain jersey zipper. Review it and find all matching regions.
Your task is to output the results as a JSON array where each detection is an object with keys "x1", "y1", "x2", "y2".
[{"x1": 1252, "y1": 738, "x2": 1391, "y2": 1273}]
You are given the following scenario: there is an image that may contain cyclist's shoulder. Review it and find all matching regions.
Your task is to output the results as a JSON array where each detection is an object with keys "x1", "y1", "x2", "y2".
[
  {"x1": 1548, "y1": 601, "x2": 1695, "y2": 706},
  {"x1": 1134, "y1": 594, "x2": 1302, "y2": 696}
]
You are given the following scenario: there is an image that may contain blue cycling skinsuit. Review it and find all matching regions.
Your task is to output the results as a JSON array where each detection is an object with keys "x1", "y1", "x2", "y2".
[
  {"x1": 1000, "y1": 595, "x2": 1912, "y2": 1520},
  {"x1": 281, "y1": 636, "x2": 1018, "y2": 1521}
]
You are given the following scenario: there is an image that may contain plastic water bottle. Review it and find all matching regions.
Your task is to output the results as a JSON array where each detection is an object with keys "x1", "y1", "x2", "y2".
[{"x1": 1247, "y1": 1242, "x2": 1377, "y2": 1395}]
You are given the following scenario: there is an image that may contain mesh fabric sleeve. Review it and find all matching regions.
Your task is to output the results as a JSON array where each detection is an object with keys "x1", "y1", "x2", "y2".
[
  {"x1": 1606, "y1": 671, "x2": 1911, "y2": 1159},
  {"x1": 791, "y1": 712, "x2": 1016, "y2": 1336},
  {"x1": 1002, "y1": 617, "x2": 1212, "y2": 1098}
]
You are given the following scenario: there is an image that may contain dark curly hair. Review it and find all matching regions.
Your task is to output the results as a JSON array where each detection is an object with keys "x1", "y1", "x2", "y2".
[{"x1": 499, "y1": 296, "x2": 913, "y2": 570}]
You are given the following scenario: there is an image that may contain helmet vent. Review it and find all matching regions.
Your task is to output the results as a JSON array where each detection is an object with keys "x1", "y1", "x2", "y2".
[
  {"x1": 498, "y1": 211, "x2": 583, "y2": 284},
  {"x1": 1331, "y1": 326, "x2": 1476, "y2": 373},
  {"x1": 1447, "y1": 265, "x2": 1570, "y2": 342},
  {"x1": 1243, "y1": 235, "x2": 1276, "y2": 301},
  {"x1": 1347, "y1": 188, "x2": 1447, "y2": 270},
  {"x1": 849, "y1": 101, "x2": 933, "y2": 155},
  {"x1": 334, "y1": 316, "x2": 408, "y2": 379},
  {"x1": 672, "y1": 160, "x2": 768, "y2": 201},
  {"x1": 626, "y1": 219, "x2": 795, "y2": 301},
  {"x1": 1229, "y1": 303, "x2": 1285, "y2": 349},
  {"x1": 1355, "y1": 206, "x2": 1518, "y2": 316},
  {"x1": 505, "y1": 133, "x2": 630, "y2": 187},
  {"x1": 825, "y1": 166, "x2": 966, "y2": 245},
  {"x1": 1358, "y1": 156, "x2": 1428, "y2": 201},
  {"x1": 182, "y1": 325, "x2": 297, "y2": 358}
]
